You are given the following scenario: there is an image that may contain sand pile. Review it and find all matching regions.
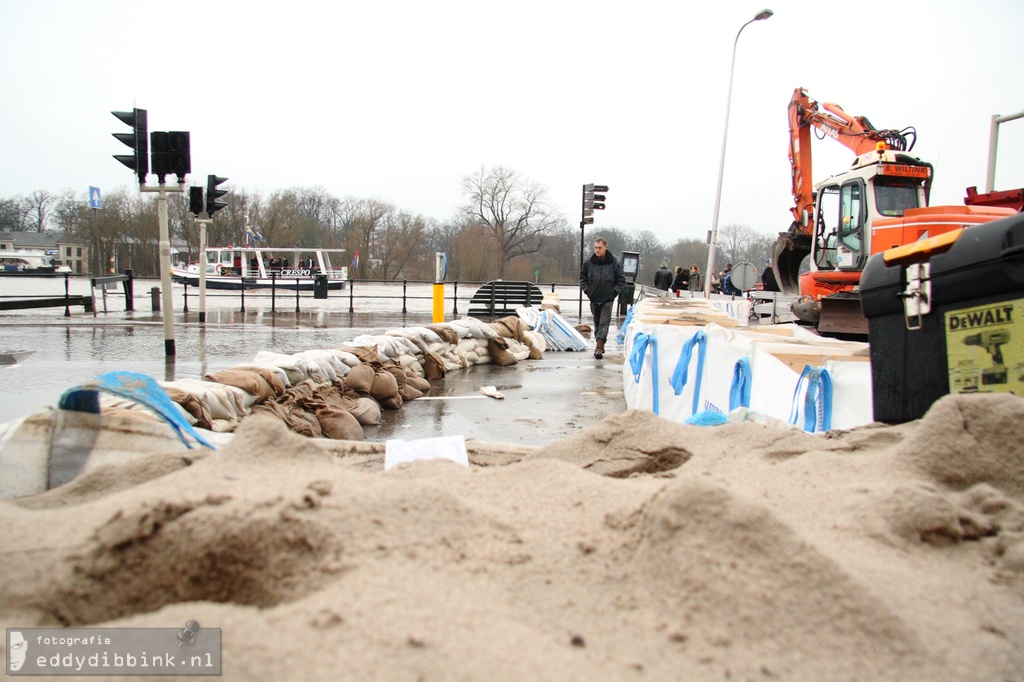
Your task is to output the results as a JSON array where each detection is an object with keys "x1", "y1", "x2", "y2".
[{"x1": 2, "y1": 393, "x2": 1023, "y2": 681}]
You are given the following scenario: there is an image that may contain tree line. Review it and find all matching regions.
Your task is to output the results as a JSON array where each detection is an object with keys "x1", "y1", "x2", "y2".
[{"x1": 0, "y1": 166, "x2": 776, "y2": 284}]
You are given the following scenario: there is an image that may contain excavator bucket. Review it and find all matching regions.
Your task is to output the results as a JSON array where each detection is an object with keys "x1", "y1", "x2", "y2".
[
  {"x1": 816, "y1": 293, "x2": 868, "y2": 337},
  {"x1": 771, "y1": 226, "x2": 810, "y2": 296}
]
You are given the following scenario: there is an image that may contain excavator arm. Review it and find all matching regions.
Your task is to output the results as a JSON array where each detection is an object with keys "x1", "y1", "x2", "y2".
[{"x1": 774, "y1": 88, "x2": 917, "y2": 294}]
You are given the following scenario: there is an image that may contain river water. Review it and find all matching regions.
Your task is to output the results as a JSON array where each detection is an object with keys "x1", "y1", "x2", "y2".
[{"x1": 0, "y1": 276, "x2": 595, "y2": 428}]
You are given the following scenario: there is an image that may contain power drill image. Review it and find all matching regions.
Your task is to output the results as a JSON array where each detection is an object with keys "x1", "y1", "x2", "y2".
[{"x1": 963, "y1": 329, "x2": 1010, "y2": 385}]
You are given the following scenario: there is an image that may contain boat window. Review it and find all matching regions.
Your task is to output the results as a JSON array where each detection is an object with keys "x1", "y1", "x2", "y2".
[{"x1": 874, "y1": 176, "x2": 920, "y2": 217}]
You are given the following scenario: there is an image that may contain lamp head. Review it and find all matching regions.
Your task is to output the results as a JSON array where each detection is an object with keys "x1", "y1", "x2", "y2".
[{"x1": 754, "y1": 9, "x2": 773, "y2": 20}]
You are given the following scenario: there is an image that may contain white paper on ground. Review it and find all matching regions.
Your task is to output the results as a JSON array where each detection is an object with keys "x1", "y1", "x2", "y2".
[{"x1": 384, "y1": 435, "x2": 469, "y2": 471}]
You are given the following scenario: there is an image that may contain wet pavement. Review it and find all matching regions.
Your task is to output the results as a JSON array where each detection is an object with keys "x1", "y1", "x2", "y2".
[{"x1": 0, "y1": 278, "x2": 629, "y2": 445}]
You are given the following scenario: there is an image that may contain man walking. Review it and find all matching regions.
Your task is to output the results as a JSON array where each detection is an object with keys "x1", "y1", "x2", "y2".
[{"x1": 580, "y1": 237, "x2": 625, "y2": 359}]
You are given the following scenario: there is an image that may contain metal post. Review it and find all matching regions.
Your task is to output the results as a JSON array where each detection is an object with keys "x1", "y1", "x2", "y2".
[
  {"x1": 704, "y1": 9, "x2": 773, "y2": 296},
  {"x1": 985, "y1": 110, "x2": 1024, "y2": 192},
  {"x1": 141, "y1": 182, "x2": 185, "y2": 356},
  {"x1": 64, "y1": 272, "x2": 71, "y2": 317}
]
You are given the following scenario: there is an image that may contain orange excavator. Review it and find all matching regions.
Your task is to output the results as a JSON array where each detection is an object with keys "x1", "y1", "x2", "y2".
[{"x1": 771, "y1": 87, "x2": 1015, "y2": 335}]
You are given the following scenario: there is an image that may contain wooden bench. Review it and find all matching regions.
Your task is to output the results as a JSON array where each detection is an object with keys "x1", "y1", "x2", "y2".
[{"x1": 467, "y1": 281, "x2": 546, "y2": 317}]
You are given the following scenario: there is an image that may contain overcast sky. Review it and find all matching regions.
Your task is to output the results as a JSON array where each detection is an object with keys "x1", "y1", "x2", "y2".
[{"x1": 2, "y1": 0, "x2": 1022, "y2": 246}]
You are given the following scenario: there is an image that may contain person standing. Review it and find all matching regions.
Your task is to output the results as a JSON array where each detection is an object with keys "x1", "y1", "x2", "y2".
[
  {"x1": 687, "y1": 264, "x2": 702, "y2": 292},
  {"x1": 761, "y1": 258, "x2": 780, "y2": 292},
  {"x1": 580, "y1": 237, "x2": 625, "y2": 359},
  {"x1": 671, "y1": 266, "x2": 689, "y2": 293},
  {"x1": 653, "y1": 262, "x2": 673, "y2": 291}
]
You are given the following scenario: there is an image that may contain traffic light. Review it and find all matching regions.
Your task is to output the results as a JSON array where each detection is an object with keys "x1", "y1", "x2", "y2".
[
  {"x1": 112, "y1": 108, "x2": 149, "y2": 185},
  {"x1": 189, "y1": 186, "x2": 204, "y2": 216},
  {"x1": 167, "y1": 131, "x2": 191, "y2": 182},
  {"x1": 151, "y1": 131, "x2": 191, "y2": 184},
  {"x1": 150, "y1": 132, "x2": 170, "y2": 181},
  {"x1": 581, "y1": 183, "x2": 609, "y2": 224},
  {"x1": 206, "y1": 175, "x2": 228, "y2": 216}
]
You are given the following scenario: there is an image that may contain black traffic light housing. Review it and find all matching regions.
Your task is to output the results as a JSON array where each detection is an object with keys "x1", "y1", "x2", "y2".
[
  {"x1": 581, "y1": 183, "x2": 609, "y2": 224},
  {"x1": 112, "y1": 108, "x2": 149, "y2": 185},
  {"x1": 189, "y1": 186, "x2": 204, "y2": 216},
  {"x1": 206, "y1": 175, "x2": 229, "y2": 216},
  {"x1": 151, "y1": 131, "x2": 191, "y2": 184}
]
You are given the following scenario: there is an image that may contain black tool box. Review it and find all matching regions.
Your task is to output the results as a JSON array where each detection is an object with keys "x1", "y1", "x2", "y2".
[{"x1": 860, "y1": 212, "x2": 1024, "y2": 423}]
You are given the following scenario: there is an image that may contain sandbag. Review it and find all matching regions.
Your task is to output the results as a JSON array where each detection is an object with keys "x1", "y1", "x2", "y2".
[
  {"x1": 205, "y1": 368, "x2": 275, "y2": 403},
  {"x1": 488, "y1": 337, "x2": 517, "y2": 366},
  {"x1": 348, "y1": 396, "x2": 382, "y2": 425},
  {"x1": 370, "y1": 370, "x2": 400, "y2": 401},
  {"x1": 163, "y1": 386, "x2": 213, "y2": 430},
  {"x1": 405, "y1": 374, "x2": 431, "y2": 392},
  {"x1": 346, "y1": 364, "x2": 375, "y2": 393},
  {"x1": 315, "y1": 404, "x2": 364, "y2": 440}
]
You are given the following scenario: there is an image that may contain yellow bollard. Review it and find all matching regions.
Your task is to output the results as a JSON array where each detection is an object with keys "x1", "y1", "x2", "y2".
[{"x1": 432, "y1": 282, "x2": 444, "y2": 323}]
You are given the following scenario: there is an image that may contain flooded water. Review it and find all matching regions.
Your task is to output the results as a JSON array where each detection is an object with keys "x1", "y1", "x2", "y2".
[{"x1": 0, "y1": 276, "x2": 609, "y2": 439}]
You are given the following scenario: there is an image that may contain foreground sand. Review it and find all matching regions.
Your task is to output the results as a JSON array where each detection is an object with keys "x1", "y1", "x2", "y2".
[{"x1": 2, "y1": 393, "x2": 1023, "y2": 681}]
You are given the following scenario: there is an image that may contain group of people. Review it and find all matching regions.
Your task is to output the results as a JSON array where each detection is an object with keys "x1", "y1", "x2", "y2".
[
  {"x1": 580, "y1": 238, "x2": 783, "y2": 361},
  {"x1": 653, "y1": 259, "x2": 780, "y2": 295},
  {"x1": 654, "y1": 263, "x2": 705, "y2": 294}
]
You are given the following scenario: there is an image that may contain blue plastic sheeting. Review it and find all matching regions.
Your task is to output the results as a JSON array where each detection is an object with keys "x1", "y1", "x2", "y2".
[
  {"x1": 59, "y1": 371, "x2": 216, "y2": 450},
  {"x1": 517, "y1": 307, "x2": 587, "y2": 352}
]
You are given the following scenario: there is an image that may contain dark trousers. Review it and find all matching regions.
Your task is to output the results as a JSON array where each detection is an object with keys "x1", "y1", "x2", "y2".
[{"x1": 590, "y1": 300, "x2": 613, "y2": 341}]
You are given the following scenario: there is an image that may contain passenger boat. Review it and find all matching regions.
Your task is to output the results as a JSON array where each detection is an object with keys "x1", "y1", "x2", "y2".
[
  {"x1": 171, "y1": 246, "x2": 349, "y2": 290},
  {"x1": 0, "y1": 249, "x2": 71, "y2": 276}
]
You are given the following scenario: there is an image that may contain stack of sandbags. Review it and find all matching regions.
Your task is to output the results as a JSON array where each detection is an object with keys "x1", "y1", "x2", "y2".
[{"x1": 541, "y1": 291, "x2": 561, "y2": 315}]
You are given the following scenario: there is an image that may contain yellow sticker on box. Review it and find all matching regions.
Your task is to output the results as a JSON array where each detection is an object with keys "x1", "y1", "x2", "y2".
[{"x1": 945, "y1": 297, "x2": 1024, "y2": 395}]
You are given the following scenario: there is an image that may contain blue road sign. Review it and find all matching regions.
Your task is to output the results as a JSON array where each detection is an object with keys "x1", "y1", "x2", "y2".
[{"x1": 89, "y1": 186, "x2": 102, "y2": 209}]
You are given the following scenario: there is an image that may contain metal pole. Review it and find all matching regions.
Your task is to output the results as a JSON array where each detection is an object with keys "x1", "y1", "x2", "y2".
[
  {"x1": 985, "y1": 110, "x2": 1024, "y2": 193},
  {"x1": 141, "y1": 182, "x2": 184, "y2": 356},
  {"x1": 157, "y1": 186, "x2": 175, "y2": 355},
  {"x1": 704, "y1": 9, "x2": 773, "y2": 296}
]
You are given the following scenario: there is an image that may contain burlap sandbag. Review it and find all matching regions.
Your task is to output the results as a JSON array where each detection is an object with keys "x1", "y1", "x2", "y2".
[
  {"x1": 338, "y1": 344, "x2": 382, "y2": 368},
  {"x1": 345, "y1": 364, "x2": 375, "y2": 393},
  {"x1": 487, "y1": 337, "x2": 517, "y2": 366},
  {"x1": 400, "y1": 384, "x2": 424, "y2": 401},
  {"x1": 379, "y1": 394, "x2": 403, "y2": 411},
  {"x1": 347, "y1": 396, "x2": 381, "y2": 425},
  {"x1": 251, "y1": 401, "x2": 321, "y2": 438},
  {"x1": 164, "y1": 386, "x2": 213, "y2": 430},
  {"x1": 405, "y1": 374, "x2": 431, "y2": 392},
  {"x1": 423, "y1": 351, "x2": 447, "y2": 380},
  {"x1": 426, "y1": 324, "x2": 460, "y2": 345},
  {"x1": 315, "y1": 404, "x2": 364, "y2": 441},
  {"x1": 370, "y1": 370, "x2": 400, "y2": 401},
  {"x1": 384, "y1": 365, "x2": 407, "y2": 389},
  {"x1": 204, "y1": 368, "x2": 275, "y2": 402}
]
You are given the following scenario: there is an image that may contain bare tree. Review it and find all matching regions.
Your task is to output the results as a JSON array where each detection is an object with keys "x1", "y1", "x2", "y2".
[
  {"x1": 21, "y1": 190, "x2": 54, "y2": 232},
  {"x1": 460, "y1": 166, "x2": 564, "y2": 277},
  {"x1": 51, "y1": 189, "x2": 83, "y2": 234},
  {"x1": 0, "y1": 197, "x2": 23, "y2": 231}
]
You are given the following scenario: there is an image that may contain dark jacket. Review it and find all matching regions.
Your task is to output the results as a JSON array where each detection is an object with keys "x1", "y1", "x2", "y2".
[
  {"x1": 671, "y1": 269, "x2": 689, "y2": 291},
  {"x1": 653, "y1": 266, "x2": 673, "y2": 291},
  {"x1": 762, "y1": 266, "x2": 779, "y2": 292},
  {"x1": 580, "y1": 251, "x2": 625, "y2": 304}
]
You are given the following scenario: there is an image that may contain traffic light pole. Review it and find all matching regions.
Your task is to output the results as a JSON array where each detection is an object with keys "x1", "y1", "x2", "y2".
[
  {"x1": 194, "y1": 216, "x2": 212, "y2": 323},
  {"x1": 140, "y1": 182, "x2": 185, "y2": 357}
]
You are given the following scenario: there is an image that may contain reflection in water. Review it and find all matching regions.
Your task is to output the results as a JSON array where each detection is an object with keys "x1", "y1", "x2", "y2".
[{"x1": 164, "y1": 355, "x2": 175, "y2": 383}]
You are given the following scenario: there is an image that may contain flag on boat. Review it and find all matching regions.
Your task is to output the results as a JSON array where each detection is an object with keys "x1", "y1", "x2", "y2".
[
  {"x1": 245, "y1": 224, "x2": 266, "y2": 243},
  {"x1": 352, "y1": 250, "x2": 360, "y2": 269}
]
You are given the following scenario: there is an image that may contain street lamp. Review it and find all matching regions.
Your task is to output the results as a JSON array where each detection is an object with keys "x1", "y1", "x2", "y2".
[{"x1": 704, "y1": 8, "x2": 773, "y2": 296}]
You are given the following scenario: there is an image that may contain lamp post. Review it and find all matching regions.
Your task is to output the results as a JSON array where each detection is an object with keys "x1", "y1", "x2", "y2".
[{"x1": 704, "y1": 8, "x2": 773, "y2": 296}]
